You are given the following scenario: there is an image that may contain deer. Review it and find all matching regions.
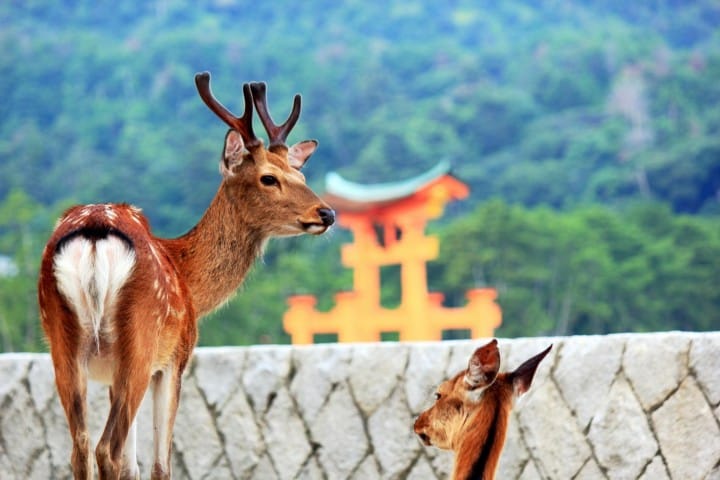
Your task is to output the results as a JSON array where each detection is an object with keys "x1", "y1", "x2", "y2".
[
  {"x1": 37, "y1": 72, "x2": 335, "y2": 480},
  {"x1": 414, "y1": 339, "x2": 552, "y2": 480}
]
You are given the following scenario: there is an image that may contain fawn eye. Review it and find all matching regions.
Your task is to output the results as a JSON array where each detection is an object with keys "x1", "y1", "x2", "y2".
[
  {"x1": 260, "y1": 175, "x2": 278, "y2": 186},
  {"x1": 434, "y1": 393, "x2": 441, "y2": 400}
]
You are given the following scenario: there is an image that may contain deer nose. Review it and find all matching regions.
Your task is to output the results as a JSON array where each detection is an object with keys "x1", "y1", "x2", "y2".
[{"x1": 318, "y1": 207, "x2": 335, "y2": 227}]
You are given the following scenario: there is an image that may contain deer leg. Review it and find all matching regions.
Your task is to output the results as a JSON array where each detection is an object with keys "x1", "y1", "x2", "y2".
[
  {"x1": 96, "y1": 370, "x2": 150, "y2": 480},
  {"x1": 95, "y1": 316, "x2": 154, "y2": 480},
  {"x1": 108, "y1": 387, "x2": 141, "y2": 480},
  {"x1": 150, "y1": 362, "x2": 183, "y2": 480},
  {"x1": 52, "y1": 348, "x2": 92, "y2": 480}
]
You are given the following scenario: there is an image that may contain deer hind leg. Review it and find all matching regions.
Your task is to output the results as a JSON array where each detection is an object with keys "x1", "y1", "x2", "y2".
[
  {"x1": 108, "y1": 387, "x2": 141, "y2": 480},
  {"x1": 51, "y1": 342, "x2": 93, "y2": 480},
  {"x1": 96, "y1": 366, "x2": 151, "y2": 480},
  {"x1": 95, "y1": 314, "x2": 154, "y2": 480},
  {"x1": 150, "y1": 361, "x2": 184, "y2": 480}
]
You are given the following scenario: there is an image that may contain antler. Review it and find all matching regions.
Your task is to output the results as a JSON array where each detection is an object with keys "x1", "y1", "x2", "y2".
[
  {"x1": 195, "y1": 72, "x2": 261, "y2": 148},
  {"x1": 250, "y1": 82, "x2": 302, "y2": 150}
]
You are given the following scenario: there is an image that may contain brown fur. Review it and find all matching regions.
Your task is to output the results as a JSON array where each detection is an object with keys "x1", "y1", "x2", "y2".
[
  {"x1": 38, "y1": 76, "x2": 333, "y2": 480},
  {"x1": 414, "y1": 340, "x2": 551, "y2": 480}
]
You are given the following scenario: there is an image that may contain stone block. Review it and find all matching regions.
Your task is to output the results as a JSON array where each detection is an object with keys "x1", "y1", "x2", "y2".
[
  {"x1": 518, "y1": 379, "x2": 591, "y2": 479},
  {"x1": 689, "y1": 333, "x2": 720, "y2": 405},
  {"x1": 554, "y1": 334, "x2": 623, "y2": 429},
  {"x1": 310, "y1": 383, "x2": 368, "y2": 478},
  {"x1": 349, "y1": 343, "x2": 408, "y2": 415},
  {"x1": 652, "y1": 376, "x2": 720, "y2": 480},
  {"x1": 623, "y1": 333, "x2": 689, "y2": 410},
  {"x1": 368, "y1": 386, "x2": 420, "y2": 478},
  {"x1": 588, "y1": 375, "x2": 657, "y2": 479}
]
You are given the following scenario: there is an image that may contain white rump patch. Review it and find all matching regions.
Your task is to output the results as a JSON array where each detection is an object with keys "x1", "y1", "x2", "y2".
[{"x1": 54, "y1": 235, "x2": 136, "y2": 354}]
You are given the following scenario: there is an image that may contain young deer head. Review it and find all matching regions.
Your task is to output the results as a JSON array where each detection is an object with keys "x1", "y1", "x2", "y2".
[
  {"x1": 414, "y1": 340, "x2": 552, "y2": 480},
  {"x1": 38, "y1": 72, "x2": 334, "y2": 480}
]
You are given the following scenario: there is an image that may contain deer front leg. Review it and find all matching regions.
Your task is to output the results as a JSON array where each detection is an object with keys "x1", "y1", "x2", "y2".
[{"x1": 150, "y1": 362, "x2": 183, "y2": 480}]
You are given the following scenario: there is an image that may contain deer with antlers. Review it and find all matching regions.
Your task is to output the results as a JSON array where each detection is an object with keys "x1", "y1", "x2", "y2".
[
  {"x1": 414, "y1": 340, "x2": 552, "y2": 480},
  {"x1": 38, "y1": 72, "x2": 335, "y2": 480}
]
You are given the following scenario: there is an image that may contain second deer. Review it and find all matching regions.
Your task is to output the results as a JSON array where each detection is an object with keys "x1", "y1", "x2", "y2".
[
  {"x1": 414, "y1": 339, "x2": 552, "y2": 480},
  {"x1": 38, "y1": 72, "x2": 335, "y2": 479}
]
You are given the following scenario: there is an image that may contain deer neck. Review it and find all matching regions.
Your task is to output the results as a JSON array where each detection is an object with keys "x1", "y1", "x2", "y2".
[
  {"x1": 162, "y1": 183, "x2": 267, "y2": 317},
  {"x1": 452, "y1": 388, "x2": 511, "y2": 480}
]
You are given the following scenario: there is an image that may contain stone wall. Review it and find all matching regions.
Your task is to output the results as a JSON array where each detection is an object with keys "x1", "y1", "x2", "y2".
[{"x1": 1, "y1": 332, "x2": 719, "y2": 479}]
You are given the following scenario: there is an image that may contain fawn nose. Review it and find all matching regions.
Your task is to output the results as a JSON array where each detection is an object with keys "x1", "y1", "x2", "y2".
[{"x1": 318, "y1": 207, "x2": 335, "y2": 227}]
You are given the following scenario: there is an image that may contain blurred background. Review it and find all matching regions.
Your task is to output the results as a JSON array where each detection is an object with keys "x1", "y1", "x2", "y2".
[{"x1": 0, "y1": 0, "x2": 718, "y2": 351}]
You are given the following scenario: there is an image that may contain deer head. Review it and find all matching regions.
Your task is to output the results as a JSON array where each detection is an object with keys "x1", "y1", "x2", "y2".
[
  {"x1": 414, "y1": 340, "x2": 552, "y2": 479},
  {"x1": 195, "y1": 71, "x2": 334, "y2": 236}
]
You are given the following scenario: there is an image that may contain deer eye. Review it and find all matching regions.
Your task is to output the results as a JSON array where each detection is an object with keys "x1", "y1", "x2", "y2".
[
  {"x1": 260, "y1": 175, "x2": 278, "y2": 186},
  {"x1": 434, "y1": 393, "x2": 441, "y2": 400}
]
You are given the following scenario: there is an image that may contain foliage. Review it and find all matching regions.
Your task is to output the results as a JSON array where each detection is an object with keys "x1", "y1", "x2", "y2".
[{"x1": 0, "y1": 0, "x2": 718, "y2": 350}]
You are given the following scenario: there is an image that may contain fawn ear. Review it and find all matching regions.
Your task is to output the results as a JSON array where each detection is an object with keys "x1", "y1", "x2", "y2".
[
  {"x1": 465, "y1": 339, "x2": 500, "y2": 389},
  {"x1": 221, "y1": 130, "x2": 246, "y2": 176},
  {"x1": 510, "y1": 344, "x2": 552, "y2": 397},
  {"x1": 288, "y1": 139, "x2": 318, "y2": 170}
]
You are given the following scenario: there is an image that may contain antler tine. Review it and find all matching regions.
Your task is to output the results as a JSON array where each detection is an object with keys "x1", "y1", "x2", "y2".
[
  {"x1": 250, "y1": 82, "x2": 302, "y2": 149},
  {"x1": 195, "y1": 72, "x2": 259, "y2": 146}
]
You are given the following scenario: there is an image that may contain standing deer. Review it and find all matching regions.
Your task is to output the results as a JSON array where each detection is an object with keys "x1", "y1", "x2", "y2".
[
  {"x1": 414, "y1": 339, "x2": 551, "y2": 480},
  {"x1": 38, "y1": 72, "x2": 335, "y2": 480}
]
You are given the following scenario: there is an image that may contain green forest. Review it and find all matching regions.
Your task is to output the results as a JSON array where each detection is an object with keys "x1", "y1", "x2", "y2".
[{"x1": 0, "y1": 0, "x2": 718, "y2": 351}]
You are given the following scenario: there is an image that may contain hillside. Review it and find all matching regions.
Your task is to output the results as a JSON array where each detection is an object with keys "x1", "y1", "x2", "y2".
[{"x1": 0, "y1": 0, "x2": 718, "y2": 349}]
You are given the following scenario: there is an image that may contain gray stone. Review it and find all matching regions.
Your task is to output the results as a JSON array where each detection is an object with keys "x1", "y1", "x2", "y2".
[
  {"x1": 27, "y1": 356, "x2": 57, "y2": 412},
  {"x1": 0, "y1": 353, "x2": 32, "y2": 398},
  {"x1": 291, "y1": 343, "x2": 352, "y2": 424},
  {"x1": 517, "y1": 379, "x2": 591, "y2": 479},
  {"x1": 623, "y1": 333, "x2": 689, "y2": 410},
  {"x1": 446, "y1": 340, "x2": 479, "y2": 377},
  {"x1": 404, "y1": 342, "x2": 450, "y2": 414},
  {"x1": 575, "y1": 459, "x2": 606, "y2": 479},
  {"x1": 172, "y1": 376, "x2": 225, "y2": 480},
  {"x1": 296, "y1": 456, "x2": 324, "y2": 480},
  {"x1": 0, "y1": 383, "x2": 45, "y2": 479},
  {"x1": 199, "y1": 454, "x2": 234, "y2": 480},
  {"x1": 497, "y1": 412, "x2": 530, "y2": 479},
  {"x1": 588, "y1": 375, "x2": 657, "y2": 479},
  {"x1": 652, "y1": 376, "x2": 720, "y2": 480},
  {"x1": 217, "y1": 384, "x2": 263, "y2": 478},
  {"x1": 3, "y1": 334, "x2": 720, "y2": 480},
  {"x1": 348, "y1": 455, "x2": 381, "y2": 479},
  {"x1": 310, "y1": 383, "x2": 368, "y2": 478},
  {"x1": 349, "y1": 343, "x2": 408, "y2": 415},
  {"x1": 367, "y1": 386, "x2": 420, "y2": 478},
  {"x1": 708, "y1": 464, "x2": 720, "y2": 480},
  {"x1": 262, "y1": 387, "x2": 312, "y2": 479},
  {"x1": 242, "y1": 345, "x2": 293, "y2": 414},
  {"x1": 502, "y1": 336, "x2": 557, "y2": 379},
  {"x1": 252, "y1": 454, "x2": 279, "y2": 479},
  {"x1": 689, "y1": 333, "x2": 720, "y2": 405},
  {"x1": 518, "y1": 460, "x2": 542, "y2": 480},
  {"x1": 638, "y1": 455, "x2": 670, "y2": 480},
  {"x1": 406, "y1": 455, "x2": 438, "y2": 480},
  {"x1": 193, "y1": 347, "x2": 246, "y2": 411},
  {"x1": 426, "y1": 445, "x2": 453, "y2": 479},
  {"x1": 553, "y1": 334, "x2": 623, "y2": 428}
]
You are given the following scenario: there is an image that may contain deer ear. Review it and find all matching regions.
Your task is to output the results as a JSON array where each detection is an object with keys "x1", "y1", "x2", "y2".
[
  {"x1": 464, "y1": 339, "x2": 500, "y2": 389},
  {"x1": 221, "y1": 130, "x2": 246, "y2": 176},
  {"x1": 287, "y1": 139, "x2": 318, "y2": 170},
  {"x1": 510, "y1": 344, "x2": 552, "y2": 397}
]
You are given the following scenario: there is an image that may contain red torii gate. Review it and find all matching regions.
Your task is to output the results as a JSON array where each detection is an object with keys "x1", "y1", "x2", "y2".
[{"x1": 284, "y1": 161, "x2": 501, "y2": 344}]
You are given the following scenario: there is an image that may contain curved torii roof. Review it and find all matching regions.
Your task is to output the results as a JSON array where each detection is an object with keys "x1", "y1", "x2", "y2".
[{"x1": 323, "y1": 160, "x2": 468, "y2": 213}]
